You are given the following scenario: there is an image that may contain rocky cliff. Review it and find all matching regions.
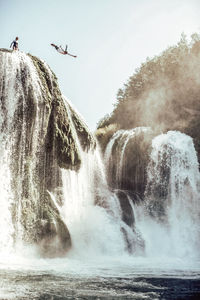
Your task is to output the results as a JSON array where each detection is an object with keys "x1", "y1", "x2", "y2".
[{"x1": 0, "y1": 49, "x2": 95, "y2": 257}]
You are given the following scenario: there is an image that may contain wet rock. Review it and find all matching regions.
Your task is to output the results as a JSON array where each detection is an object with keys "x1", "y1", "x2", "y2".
[
  {"x1": 0, "y1": 49, "x2": 95, "y2": 256},
  {"x1": 116, "y1": 190, "x2": 135, "y2": 227},
  {"x1": 38, "y1": 192, "x2": 71, "y2": 257}
]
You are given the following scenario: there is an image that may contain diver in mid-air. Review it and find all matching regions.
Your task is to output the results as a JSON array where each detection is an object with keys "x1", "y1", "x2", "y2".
[{"x1": 51, "y1": 44, "x2": 77, "y2": 58}]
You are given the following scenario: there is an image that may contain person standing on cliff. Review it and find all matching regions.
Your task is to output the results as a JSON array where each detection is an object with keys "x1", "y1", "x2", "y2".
[{"x1": 10, "y1": 37, "x2": 19, "y2": 50}]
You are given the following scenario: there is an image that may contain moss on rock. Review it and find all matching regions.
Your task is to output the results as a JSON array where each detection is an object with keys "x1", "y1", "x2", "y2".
[{"x1": 29, "y1": 54, "x2": 87, "y2": 170}]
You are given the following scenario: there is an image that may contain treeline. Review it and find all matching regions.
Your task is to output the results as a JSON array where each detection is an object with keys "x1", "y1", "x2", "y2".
[{"x1": 97, "y1": 33, "x2": 200, "y2": 131}]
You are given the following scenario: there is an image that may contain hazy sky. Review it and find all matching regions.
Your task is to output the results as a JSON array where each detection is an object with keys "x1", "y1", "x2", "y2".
[{"x1": 0, "y1": 0, "x2": 199, "y2": 130}]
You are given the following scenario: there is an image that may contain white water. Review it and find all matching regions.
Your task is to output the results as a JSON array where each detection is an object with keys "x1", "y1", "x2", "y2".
[
  {"x1": 0, "y1": 137, "x2": 14, "y2": 252},
  {"x1": 104, "y1": 128, "x2": 200, "y2": 263},
  {"x1": 0, "y1": 52, "x2": 35, "y2": 250},
  {"x1": 61, "y1": 151, "x2": 126, "y2": 258},
  {"x1": 0, "y1": 51, "x2": 45, "y2": 251},
  {"x1": 135, "y1": 131, "x2": 200, "y2": 259},
  {"x1": 61, "y1": 100, "x2": 127, "y2": 257}
]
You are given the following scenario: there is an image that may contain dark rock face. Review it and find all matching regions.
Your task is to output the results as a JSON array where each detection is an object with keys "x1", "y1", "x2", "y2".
[
  {"x1": 29, "y1": 54, "x2": 95, "y2": 171},
  {"x1": 114, "y1": 189, "x2": 145, "y2": 254},
  {"x1": 101, "y1": 128, "x2": 155, "y2": 200},
  {"x1": 0, "y1": 49, "x2": 95, "y2": 257},
  {"x1": 116, "y1": 190, "x2": 135, "y2": 227},
  {"x1": 37, "y1": 192, "x2": 71, "y2": 258}
]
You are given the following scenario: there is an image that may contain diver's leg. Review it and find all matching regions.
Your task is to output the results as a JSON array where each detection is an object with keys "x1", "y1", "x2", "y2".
[{"x1": 67, "y1": 53, "x2": 77, "y2": 58}]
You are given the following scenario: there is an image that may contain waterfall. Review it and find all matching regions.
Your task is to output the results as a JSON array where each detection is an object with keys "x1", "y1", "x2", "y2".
[
  {"x1": 60, "y1": 147, "x2": 146, "y2": 257},
  {"x1": 136, "y1": 131, "x2": 200, "y2": 259},
  {"x1": 0, "y1": 137, "x2": 14, "y2": 252},
  {"x1": 104, "y1": 127, "x2": 200, "y2": 260},
  {"x1": 1, "y1": 50, "x2": 199, "y2": 262},
  {"x1": 60, "y1": 101, "x2": 140, "y2": 256},
  {"x1": 0, "y1": 51, "x2": 43, "y2": 251},
  {"x1": 61, "y1": 150, "x2": 125, "y2": 257}
]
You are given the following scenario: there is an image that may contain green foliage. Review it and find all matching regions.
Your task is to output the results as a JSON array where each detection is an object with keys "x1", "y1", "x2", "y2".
[{"x1": 98, "y1": 33, "x2": 200, "y2": 131}]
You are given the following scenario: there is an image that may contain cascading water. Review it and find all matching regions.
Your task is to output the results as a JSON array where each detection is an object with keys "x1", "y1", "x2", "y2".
[
  {"x1": 0, "y1": 137, "x2": 14, "y2": 252},
  {"x1": 59, "y1": 100, "x2": 143, "y2": 257},
  {"x1": 61, "y1": 150, "x2": 126, "y2": 257},
  {"x1": 104, "y1": 127, "x2": 200, "y2": 261},
  {"x1": 135, "y1": 131, "x2": 200, "y2": 259},
  {"x1": 0, "y1": 51, "x2": 44, "y2": 251}
]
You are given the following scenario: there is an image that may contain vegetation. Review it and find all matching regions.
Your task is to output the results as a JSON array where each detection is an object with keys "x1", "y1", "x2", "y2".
[{"x1": 98, "y1": 33, "x2": 200, "y2": 134}]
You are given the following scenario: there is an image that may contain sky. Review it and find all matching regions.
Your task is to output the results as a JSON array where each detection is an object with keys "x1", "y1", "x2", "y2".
[{"x1": 0, "y1": 0, "x2": 199, "y2": 130}]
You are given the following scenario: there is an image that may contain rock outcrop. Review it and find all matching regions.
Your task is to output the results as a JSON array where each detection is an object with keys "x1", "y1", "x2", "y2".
[
  {"x1": 99, "y1": 127, "x2": 156, "y2": 200},
  {"x1": 0, "y1": 49, "x2": 95, "y2": 256}
]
